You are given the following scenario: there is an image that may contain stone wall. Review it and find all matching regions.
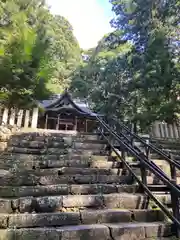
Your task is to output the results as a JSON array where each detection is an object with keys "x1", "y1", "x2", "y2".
[{"x1": 0, "y1": 125, "x2": 19, "y2": 152}]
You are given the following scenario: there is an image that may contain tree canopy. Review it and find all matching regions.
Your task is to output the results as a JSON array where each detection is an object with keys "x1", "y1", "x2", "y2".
[
  {"x1": 0, "y1": 0, "x2": 81, "y2": 107},
  {"x1": 71, "y1": 0, "x2": 180, "y2": 129}
]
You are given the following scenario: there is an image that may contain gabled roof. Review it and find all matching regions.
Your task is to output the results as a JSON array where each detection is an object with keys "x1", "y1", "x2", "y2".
[{"x1": 39, "y1": 90, "x2": 100, "y2": 117}]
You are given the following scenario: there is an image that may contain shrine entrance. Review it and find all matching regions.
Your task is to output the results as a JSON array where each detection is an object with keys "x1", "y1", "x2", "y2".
[{"x1": 38, "y1": 91, "x2": 100, "y2": 133}]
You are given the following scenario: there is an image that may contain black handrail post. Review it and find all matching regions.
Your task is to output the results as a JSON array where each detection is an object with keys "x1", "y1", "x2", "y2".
[
  {"x1": 139, "y1": 152, "x2": 147, "y2": 189},
  {"x1": 169, "y1": 153, "x2": 180, "y2": 238},
  {"x1": 145, "y1": 139, "x2": 150, "y2": 159},
  {"x1": 121, "y1": 148, "x2": 127, "y2": 171}
]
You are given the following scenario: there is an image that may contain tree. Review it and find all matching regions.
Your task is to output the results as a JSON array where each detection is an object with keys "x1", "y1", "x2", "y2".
[
  {"x1": 0, "y1": 0, "x2": 81, "y2": 107},
  {"x1": 71, "y1": 0, "x2": 180, "y2": 131}
]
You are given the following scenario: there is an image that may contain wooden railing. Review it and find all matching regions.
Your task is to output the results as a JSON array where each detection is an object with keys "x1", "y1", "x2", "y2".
[
  {"x1": 0, "y1": 108, "x2": 39, "y2": 129},
  {"x1": 151, "y1": 121, "x2": 180, "y2": 139}
]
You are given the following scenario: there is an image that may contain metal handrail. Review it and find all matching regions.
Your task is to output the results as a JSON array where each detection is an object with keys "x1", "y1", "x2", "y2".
[
  {"x1": 97, "y1": 116, "x2": 180, "y2": 191},
  {"x1": 95, "y1": 115, "x2": 180, "y2": 233},
  {"x1": 110, "y1": 117, "x2": 180, "y2": 170},
  {"x1": 100, "y1": 129, "x2": 180, "y2": 228},
  {"x1": 101, "y1": 119, "x2": 180, "y2": 191}
]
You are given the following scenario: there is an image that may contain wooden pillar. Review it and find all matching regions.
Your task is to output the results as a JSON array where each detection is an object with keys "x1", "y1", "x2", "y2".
[
  {"x1": 24, "y1": 110, "x2": 30, "y2": 128},
  {"x1": 159, "y1": 123, "x2": 165, "y2": 138},
  {"x1": 75, "y1": 117, "x2": 77, "y2": 131},
  {"x1": 153, "y1": 121, "x2": 161, "y2": 138},
  {"x1": 169, "y1": 124, "x2": 174, "y2": 138},
  {"x1": 17, "y1": 109, "x2": 24, "y2": 128},
  {"x1": 2, "y1": 108, "x2": 9, "y2": 125},
  {"x1": 56, "y1": 115, "x2": 59, "y2": 130},
  {"x1": 45, "y1": 114, "x2": 48, "y2": 129},
  {"x1": 9, "y1": 109, "x2": 16, "y2": 126},
  {"x1": 31, "y1": 108, "x2": 39, "y2": 128},
  {"x1": 85, "y1": 119, "x2": 88, "y2": 133},
  {"x1": 173, "y1": 123, "x2": 179, "y2": 139}
]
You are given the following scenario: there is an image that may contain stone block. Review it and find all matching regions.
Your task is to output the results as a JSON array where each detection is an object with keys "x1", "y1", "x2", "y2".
[
  {"x1": 59, "y1": 224, "x2": 110, "y2": 240},
  {"x1": 108, "y1": 223, "x2": 146, "y2": 240},
  {"x1": 90, "y1": 161, "x2": 121, "y2": 169},
  {"x1": 0, "y1": 199, "x2": 12, "y2": 213},
  {"x1": 14, "y1": 185, "x2": 69, "y2": 197},
  {"x1": 39, "y1": 175, "x2": 74, "y2": 185},
  {"x1": 0, "y1": 214, "x2": 9, "y2": 228},
  {"x1": 9, "y1": 212, "x2": 80, "y2": 228},
  {"x1": 0, "y1": 187, "x2": 15, "y2": 198},
  {"x1": 12, "y1": 197, "x2": 34, "y2": 213},
  {"x1": 144, "y1": 223, "x2": 172, "y2": 238},
  {"x1": 36, "y1": 196, "x2": 63, "y2": 212},
  {"x1": 81, "y1": 209, "x2": 131, "y2": 224},
  {"x1": 116, "y1": 184, "x2": 139, "y2": 193},
  {"x1": 0, "y1": 229, "x2": 15, "y2": 240},
  {"x1": 68, "y1": 160, "x2": 89, "y2": 168},
  {"x1": 63, "y1": 136, "x2": 73, "y2": 147},
  {"x1": 132, "y1": 210, "x2": 165, "y2": 222},
  {"x1": 14, "y1": 228, "x2": 61, "y2": 240},
  {"x1": 73, "y1": 175, "x2": 129, "y2": 184},
  {"x1": 70, "y1": 184, "x2": 117, "y2": 195},
  {"x1": 0, "y1": 174, "x2": 39, "y2": 186},
  {"x1": 63, "y1": 195, "x2": 104, "y2": 208},
  {"x1": 103, "y1": 193, "x2": 146, "y2": 209}
]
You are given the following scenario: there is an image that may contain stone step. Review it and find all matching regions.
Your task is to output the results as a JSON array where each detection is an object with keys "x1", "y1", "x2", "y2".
[
  {"x1": 156, "y1": 143, "x2": 180, "y2": 150},
  {"x1": 0, "y1": 174, "x2": 134, "y2": 186},
  {"x1": 0, "y1": 193, "x2": 172, "y2": 214},
  {"x1": 0, "y1": 222, "x2": 173, "y2": 240},
  {"x1": 0, "y1": 153, "x2": 92, "y2": 161},
  {"x1": 0, "y1": 184, "x2": 140, "y2": 198},
  {"x1": 12, "y1": 132, "x2": 101, "y2": 141},
  {"x1": 152, "y1": 139, "x2": 180, "y2": 146},
  {"x1": 9, "y1": 140, "x2": 107, "y2": 150},
  {"x1": 1, "y1": 167, "x2": 125, "y2": 177},
  {"x1": 0, "y1": 209, "x2": 166, "y2": 229},
  {"x1": 162, "y1": 149, "x2": 180, "y2": 155},
  {"x1": 7, "y1": 147, "x2": 107, "y2": 155},
  {"x1": 0, "y1": 159, "x2": 121, "y2": 170},
  {"x1": 9, "y1": 140, "x2": 66, "y2": 149},
  {"x1": 7, "y1": 147, "x2": 69, "y2": 155},
  {"x1": 0, "y1": 184, "x2": 169, "y2": 198}
]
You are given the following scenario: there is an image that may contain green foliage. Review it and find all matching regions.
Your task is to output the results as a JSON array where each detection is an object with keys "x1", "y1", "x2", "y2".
[
  {"x1": 71, "y1": 0, "x2": 180, "y2": 129},
  {"x1": 0, "y1": 0, "x2": 81, "y2": 107}
]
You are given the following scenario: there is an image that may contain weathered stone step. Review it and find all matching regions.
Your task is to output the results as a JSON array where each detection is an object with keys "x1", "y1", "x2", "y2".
[
  {"x1": 0, "y1": 184, "x2": 140, "y2": 198},
  {"x1": 9, "y1": 140, "x2": 65, "y2": 149},
  {"x1": 3, "y1": 167, "x2": 124, "y2": 177},
  {"x1": 0, "y1": 184, "x2": 169, "y2": 198},
  {"x1": 13, "y1": 132, "x2": 101, "y2": 141},
  {"x1": 151, "y1": 153, "x2": 180, "y2": 161},
  {"x1": 156, "y1": 143, "x2": 180, "y2": 150},
  {"x1": 9, "y1": 140, "x2": 107, "y2": 150},
  {"x1": 0, "y1": 159, "x2": 121, "y2": 170},
  {"x1": 152, "y1": 139, "x2": 180, "y2": 146},
  {"x1": 7, "y1": 147, "x2": 69, "y2": 155},
  {"x1": 0, "y1": 193, "x2": 172, "y2": 213},
  {"x1": 0, "y1": 193, "x2": 146, "y2": 213},
  {"x1": 7, "y1": 147, "x2": 107, "y2": 155},
  {"x1": 0, "y1": 174, "x2": 133, "y2": 186},
  {"x1": 0, "y1": 209, "x2": 165, "y2": 229},
  {"x1": 162, "y1": 149, "x2": 180, "y2": 155},
  {"x1": 0, "y1": 222, "x2": 173, "y2": 240},
  {"x1": 0, "y1": 153, "x2": 92, "y2": 161}
]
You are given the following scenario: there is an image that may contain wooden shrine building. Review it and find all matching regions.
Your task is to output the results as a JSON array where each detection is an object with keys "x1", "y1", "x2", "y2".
[{"x1": 38, "y1": 91, "x2": 100, "y2": 132}]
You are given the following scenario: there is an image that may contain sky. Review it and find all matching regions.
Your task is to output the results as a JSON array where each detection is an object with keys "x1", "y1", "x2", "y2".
[{"x1": 46, "y1": 0, "x2": 114, "y2": 49}]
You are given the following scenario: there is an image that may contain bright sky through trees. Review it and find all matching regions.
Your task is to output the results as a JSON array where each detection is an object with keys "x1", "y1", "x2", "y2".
[{"x1": 46, "y1": 0, "x2": 114, "y2": 49}]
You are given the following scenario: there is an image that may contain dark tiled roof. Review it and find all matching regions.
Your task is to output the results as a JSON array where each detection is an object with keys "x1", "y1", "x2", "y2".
[{"x1": 39, "y1": 91, "x2": 100, "y2": 117}]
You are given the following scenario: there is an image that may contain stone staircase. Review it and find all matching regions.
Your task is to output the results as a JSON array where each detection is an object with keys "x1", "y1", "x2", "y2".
[{"x1": 0, "y1": 130, "x2": 177, "y2": 239}]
